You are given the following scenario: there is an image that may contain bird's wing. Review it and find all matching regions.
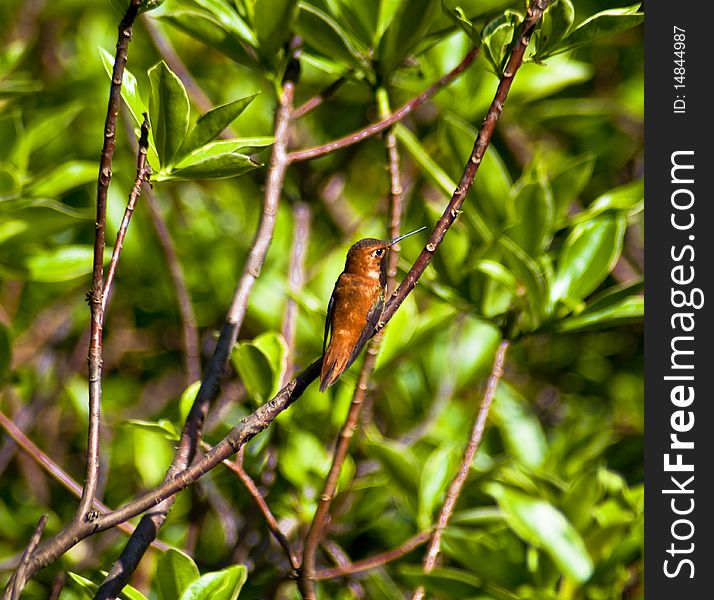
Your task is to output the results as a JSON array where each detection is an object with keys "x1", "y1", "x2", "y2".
[
  {"x1": 346, "y1": 294, "x2": 384, "y2": 369},
  {"x1": 322, "y1": 285, "x2": 336, "y2": 356}
]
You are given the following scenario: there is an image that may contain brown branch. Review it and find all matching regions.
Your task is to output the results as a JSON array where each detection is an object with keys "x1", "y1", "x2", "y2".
[
  {"x1": 292, "y1": 77, "x2": 346, "y2": 120},
  {"x1": 315, "y1": 530, "x2": 431, "y2": 580},
  {"x1": 93, "y1": 65, "x2": 298, "y2": 599},
  {"x1": 287, "y1": 48, "x2": 478, "y2": 164},
  {"x1": 144, "y1": 191, "x2": 202, "y2": 384},
  {"x1": 299, "y1": 87, "x2": 405, "y2": 599},
  {"x1": 102, "y1": 113, "x2": 151, "y2": 312},
  {"x1": 80, "y1": 0, "x2": 141, "y2": 524},
  {"x1": 281, "y1": 202, "x2": 311, "y2": 385},
  {"x1": 378, "y1": 1, "x2": 549, "y2": 330},
  {"x1": 0, "y1": 409, "x2": 169, "y2": 550},
  {"x1": 412, "y1": 340, "x2": 510, "y2": 600},
  {"x1": 10, "y1": 515, "x2": 47, "y2": 600},
  {"x1": 217, "y1": 446, "x2": 299, "y2": 571}
]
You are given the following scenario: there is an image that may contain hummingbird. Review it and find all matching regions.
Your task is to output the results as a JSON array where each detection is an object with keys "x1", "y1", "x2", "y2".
[{"x1": 320, "y1": 226, "x2": 427, "y2": 392}]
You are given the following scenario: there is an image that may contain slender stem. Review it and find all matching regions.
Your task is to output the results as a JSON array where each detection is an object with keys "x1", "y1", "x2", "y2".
[
  {"x1": 281, "y1": 202, "x2": 311, "y2": 385},
  {"x1": 292, "y1": 77, "x2": 346, "y2": 120},
  {"x1": 287, "y1": 48, "x2": 478, "y2": 164},
  {"x1": 102, "y1": 113, "x2": 151, "y2": 312},
  {"x1": 10, "y1": 515, "x2": 47, "y2": 600},
  {"x1": 315, "y1": 530, "x2": 431, "y2": 580},
  {"x1": 80, "y1": 0, "x2": 141, "y2": 523},
  {"x1": 0, "y1": 409, "x2": 168, "y2": 549},
  {"x1": 411, "y1": 340, "x2": 510, "y2": 600},
  {"x1": 144, "y1": 191, "x2": 202, "y2": 384},
  {"x1": 217, "y1": 446, "x2": 300, "y2": 571},
  {"x1": 94, "y1": 68, "x2": 297, "y2": 600},
  {"x1": 299, "y1": 87, "x2": 405, "y2": 599}
]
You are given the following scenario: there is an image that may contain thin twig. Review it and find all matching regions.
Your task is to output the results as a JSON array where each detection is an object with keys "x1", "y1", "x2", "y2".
[
  {"x1": 94, "y1": 60, "x2": 298, "y2": 599},
  {"x1": 299, "y1": 87, "x2": 405, "y2": 599},
  {"x1": 0, "y1": 409, "x2": 169, "y2": 550},
  {"x1": 281, "y1": 202, "x2": 311, "y2": 385},
  {"x1": 10, "y1": 515, "x2": 47, "y2": 600},
  {"x1": 412, "y1": 340, "x2": 510, "y2": 600},
  {"x1": 217, "y1": 445, "x2": 300, "y2": 571},
  {"x1": 80, "y1": 0, "x2": 141, "y2": 525},
  {"x1": 102, "y1": 113, "x2": 151, "y2": 312},
  {"x1": 144, "y1": 191, "x2": 202, "y2": 384},
  {"x1": 292, "y1": 77, "x2": 346, "y2": 119},
  {"x1": 315, "y1": 530, "x2": 431, "y2": 580},
  {"x1": 287, "y1": 48, "x2": 478, "y2": 164}
]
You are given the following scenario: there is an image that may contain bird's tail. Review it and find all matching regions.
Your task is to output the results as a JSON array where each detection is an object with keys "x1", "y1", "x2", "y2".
[{"x1": 320, "y1": 342, "x2": 351, "y2": 392}]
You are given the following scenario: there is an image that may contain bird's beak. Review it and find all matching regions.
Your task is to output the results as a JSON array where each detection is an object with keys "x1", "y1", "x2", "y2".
[{"x1": 388, "y1": 226, "x2": 427, "y2": 246}]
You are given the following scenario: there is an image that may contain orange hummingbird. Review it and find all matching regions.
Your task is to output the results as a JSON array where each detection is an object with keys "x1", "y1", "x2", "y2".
[{"x1": 319, "y1": 226, "x2": 427, "y2": 392}]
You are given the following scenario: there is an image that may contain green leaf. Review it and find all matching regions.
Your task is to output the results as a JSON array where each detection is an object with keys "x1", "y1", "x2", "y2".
[
  {"x1": 158, "y1": 11, "x2": 257, "y2": 65},
  {"x1": 481, "y1": 10, "x2": 522, "y2": 75},
  {"x1": 157, "y1": 549, "x2": 200, "y2": 600},
  {"x1": 506, "y1": 178, "x2": 554, "y2": 254},
  {"x1": 398, "y1": 565, "x2": 486, "y2": 599},
  {"x1": 179, "y1": 564, "x2": 247, "y2": 600},
  {"x1": 252, "y1": 331, "x2": 289, "y2": 398},
  {"x1": 474, "y1": 260, "x2": 519, "y2": 295},
  {"x1": 571, "y1": 178, "x2": 643, "y2": 224},
  {"x1": 123, "y1": 419, "x2": 181, "y2": 441},
  {"x1": 487, "y1": 484, "x2": 594, "y2": 583},
  {"x1": 555, "y1": 5, "x2": 643, "y2": 56},
  {"x1": 534, "y1": 0, "x2": 575, "y2": 59},
  {"x1": 67, "y1": 572, "x2": 98, "y2": 599},
  {"x1": 254, "y1": 0, "x2": 298, "y2": 57},
  {"x1": 296, "y1": 2, "x2": 370, "y2": 70},
  {"x1": 491, "y1": 383, "x2": 547, "y2": 469},
  {"x1": 498, "y1": 236, "x2": 548, "y2": 329},
  {"x1": 176, "y1": 94, "x2": 259, "y2": 161},
  {"x1": 149, "y1": 61, "x2": 190, "y2": 168},
  {"x1": 160, "y1": 152, "x2": 261, "y2": 181},
  {"x1": 376, "y1": 0, "x2": 405, "y2": 42},
  {"x1": 68, "y1": 572, "x2": 149, "y2": 600},
  {"x1": 26, "y1": 161, "x2": 97, "y2": 198},
  {"x1": 364, "y1": 438, "x2": 420, "y2": 496},
  {"x1": 232, "y1": 342, "x2": 273, "y2": 404},
  {"x1": 550, "y1": 153, "x2": 596, "y2": 224},
  {"x1": 179, "y1": 380, "x2": 202, "y2": 424},
  {"x1": 174, "y1": 138, "x2": 274, "y2": 169},
  {"x1": 24, "y1": 245, "x2": 111, "y2": 283},
  {"x1": 378, "y1": 0, "x2": 440, "y2": 78},
  {"x1": 550, "y1": 215, "x2": 626, "y2": 309},
  {"x1": 441, "y1": 527, "x2": 527, "y2": 589},
  {"x1": 556, "y1": 283, "x2": 643, "y2": 332},
  {"x1": 441, "y1": 2, "x2": 480, "y2": 44},
  {"x1": 418, "y1": 442, "x2": 458, "y2": 529},
  {"x1": 190, "y1": 0, "x2": 258, "y2": 46}
]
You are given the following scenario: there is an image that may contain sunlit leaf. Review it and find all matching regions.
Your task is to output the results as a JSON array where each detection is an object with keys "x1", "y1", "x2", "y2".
[
  {"x1": 487, "y1": 484, "x2": 594, "y2": 582},
  {"x1": 176, "y1": 93, "x2": 259, "y2": 161},
  {"x1": 179, "y1": 564, "x2": 247, "y2": 600},
  {"x1": 149, "y1": 60, "x2": 190, "y2": 167},
  {"x1": 157, "y1": 549, "x2": 200, "y2": 600}
]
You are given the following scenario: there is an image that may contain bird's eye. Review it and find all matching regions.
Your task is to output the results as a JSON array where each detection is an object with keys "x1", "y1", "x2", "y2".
[{"x1": 373, "y1": 248, "x2": 384, "y2": 257}]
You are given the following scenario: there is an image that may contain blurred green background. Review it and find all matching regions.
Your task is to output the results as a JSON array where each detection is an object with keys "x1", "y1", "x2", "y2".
[{"x1": 1, "y1": 1, "x2": 643, "y2": 598}]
